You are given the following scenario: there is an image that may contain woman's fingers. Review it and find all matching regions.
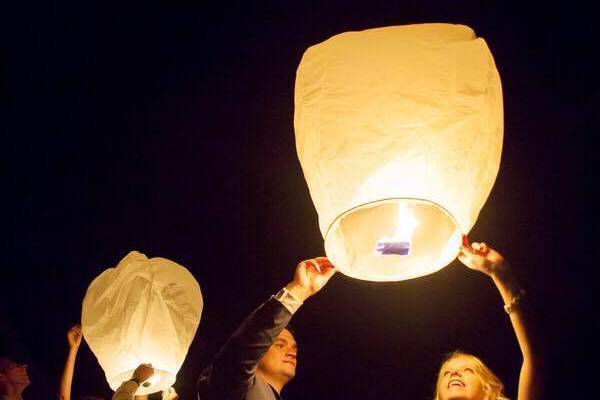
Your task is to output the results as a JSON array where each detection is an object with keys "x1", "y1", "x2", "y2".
[{"x1": 479, "y1": 242, "x2": 489, "y2": 254}]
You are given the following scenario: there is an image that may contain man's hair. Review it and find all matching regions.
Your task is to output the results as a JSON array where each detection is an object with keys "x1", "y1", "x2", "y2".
[
  {"x1": 283, "y1": 323, "x2": 295, "y2": 338},
  {"x1": 433, "y1": 350, "x2": 508, "y2": 400}
]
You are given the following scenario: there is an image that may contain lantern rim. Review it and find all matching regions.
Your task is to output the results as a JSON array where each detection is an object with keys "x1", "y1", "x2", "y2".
[
  {"x1": 324, "y1": 197, "x2": 461, "y2": 240},
  {"x1": 324, "y1": 197, "x2": 464, "y2": 281}
]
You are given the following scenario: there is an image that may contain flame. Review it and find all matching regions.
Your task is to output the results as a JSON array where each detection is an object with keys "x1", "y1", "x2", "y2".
[
  {"x1": 374, "y1": 204, "x2": 418, "y2": 256},
  {"x1": 394, "y1": 204, "x2": 418, "y2": 240}
]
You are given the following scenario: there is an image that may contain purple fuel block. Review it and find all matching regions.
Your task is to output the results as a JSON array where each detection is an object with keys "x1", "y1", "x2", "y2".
[{"x1": 375, "y1": 238, "x2": 411, "y2": 256}]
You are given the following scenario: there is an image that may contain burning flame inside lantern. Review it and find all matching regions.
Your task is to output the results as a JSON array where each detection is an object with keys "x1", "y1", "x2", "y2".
[{"x1": 374, "y1": 204, "x2": 418, "y2": 256}]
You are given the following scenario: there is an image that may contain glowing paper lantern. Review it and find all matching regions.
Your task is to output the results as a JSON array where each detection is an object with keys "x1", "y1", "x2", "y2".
[
  {"x1": 294, "y1": 24, "x2": 503, "y2": 281},
  {"x1": 82, "y1": 251, "x2": 203, "y2": 395}
]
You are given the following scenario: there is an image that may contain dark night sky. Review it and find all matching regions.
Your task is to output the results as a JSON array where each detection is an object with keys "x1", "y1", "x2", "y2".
[{"x1": 2, "y1": 2, "x2": 592, "y2": 399}]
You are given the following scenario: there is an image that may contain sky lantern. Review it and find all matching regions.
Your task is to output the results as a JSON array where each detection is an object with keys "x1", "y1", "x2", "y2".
[
  {"x1": 82, "y1": 251, "x2": 203, "y2": 394},
  {"x1": 294, "y1": 23, "x2": 503, "y2": 281}
]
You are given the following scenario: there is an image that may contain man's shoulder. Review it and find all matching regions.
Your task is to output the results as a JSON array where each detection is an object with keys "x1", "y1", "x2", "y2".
[
  {"x1": 198, "y1": 377, "x2": 277, "y2": 400},
  {"x1": 246, "y1": 374, "x2": 281, "y2": 400}
]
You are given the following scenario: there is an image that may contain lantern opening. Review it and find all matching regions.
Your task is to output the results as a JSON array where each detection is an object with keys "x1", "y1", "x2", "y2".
[{"x1": 325, "y1": 198, "x2": 462, "y2": 282}]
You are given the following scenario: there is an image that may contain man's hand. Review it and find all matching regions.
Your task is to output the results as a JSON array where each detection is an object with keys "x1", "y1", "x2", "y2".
[
  {"x1": 285, "y1": 257, "x2": 336, "y2": 302},
  {"x1": 457, "y1": 235, "x2": 506, "y2": 277},
  {"x1": 132, "y1": 363, "x2": 154, "y2": 383},
  {"x1": 67, "y1": 324, "x2": 83, "y2": 349}
]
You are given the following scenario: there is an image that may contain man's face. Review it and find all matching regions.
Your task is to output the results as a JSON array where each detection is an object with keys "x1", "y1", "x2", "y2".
[
  {"x1": 437, "y1": 357, "x2": 485, "y2": 400},
  {"x1": 0, "y1": 358, "x2": 31, "y2": 392},
  {"x1": 257, "y1": 328, "x2": 298, "y2": 381}
]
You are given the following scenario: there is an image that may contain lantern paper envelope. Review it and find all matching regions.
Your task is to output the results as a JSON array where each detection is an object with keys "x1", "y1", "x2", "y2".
[
  {"x1": 294, "y1": 23, "x2": 503, "y2": 281},
  {"x1": 82, "y1": 251, "x2": 203, "y2": 395}
]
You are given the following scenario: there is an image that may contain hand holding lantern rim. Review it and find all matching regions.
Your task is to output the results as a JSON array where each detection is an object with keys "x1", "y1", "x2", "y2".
[
  {"x1": 285, "y1": 257, "x2": 337, "y2": 302},
  {"x1": 458, "y1": 235, "x2": 513, "y2": 278},
  {"x1": 132, "y1": 363, "x2": 154, "y2": 384}
]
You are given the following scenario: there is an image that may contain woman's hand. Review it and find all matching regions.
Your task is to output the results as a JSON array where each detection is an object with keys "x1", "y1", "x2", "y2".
[
  {"x1": 67, "y1": 324, "x2": 83, "y2": 349},
  {"x1": 457, "y1": 235, "x2": 506, "y2": 277}
]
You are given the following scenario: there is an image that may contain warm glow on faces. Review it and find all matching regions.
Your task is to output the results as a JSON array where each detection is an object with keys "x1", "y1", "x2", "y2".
[
  {"x1": 438, "y1": 357, "x2": 485, "y2": 400},
  {"x1": 257, "y1": 329, "x2": 298, "y2": 381}
]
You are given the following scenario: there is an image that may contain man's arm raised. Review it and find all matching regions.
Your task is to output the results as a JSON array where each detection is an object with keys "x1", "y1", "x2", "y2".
[
  {"x1": 285, "y1": 257, "x2": 336, "y2": 302},
  {"x1": 198, "y1": 257, "x2": 336, "y2": 400}
]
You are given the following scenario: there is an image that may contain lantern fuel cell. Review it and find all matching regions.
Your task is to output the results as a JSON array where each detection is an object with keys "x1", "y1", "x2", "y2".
[
  {"x1": 375, "y1": 238, "x2": 411, "y2": 256},
  {"x1": 375, "y1": 203, "x2": 417, "y2": 256}
]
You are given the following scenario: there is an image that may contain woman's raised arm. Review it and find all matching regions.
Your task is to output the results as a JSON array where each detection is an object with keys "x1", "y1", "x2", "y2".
[{"x1": 458, "y1": 236, "x2": 541, "y2": 400}]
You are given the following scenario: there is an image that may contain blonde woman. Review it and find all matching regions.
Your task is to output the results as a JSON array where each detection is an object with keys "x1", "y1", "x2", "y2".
[{"x1": 433, "y1": 237, "x2": 540, "y2": 400}]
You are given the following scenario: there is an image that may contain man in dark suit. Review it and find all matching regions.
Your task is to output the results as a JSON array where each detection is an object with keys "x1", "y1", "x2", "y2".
[{"x1": 198, "y1": 257, "x2": 336, "y2": 400}]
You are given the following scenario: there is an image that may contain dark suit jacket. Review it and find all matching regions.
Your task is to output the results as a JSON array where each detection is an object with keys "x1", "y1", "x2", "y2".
[{"x1": 197, "y1": 297, "x2": 293, "y2": 400}]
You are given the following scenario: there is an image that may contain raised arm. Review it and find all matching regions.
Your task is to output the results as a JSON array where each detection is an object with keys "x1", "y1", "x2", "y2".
[
  {"x1": 198, "y1": 257, "x2": 336, "y2": 400},
  {"x1": 458, "y1": 236, "x2": 541, "y2": 400},
  {"x1": 58, "y1": 324, "x2": 82, "y2": 400}
]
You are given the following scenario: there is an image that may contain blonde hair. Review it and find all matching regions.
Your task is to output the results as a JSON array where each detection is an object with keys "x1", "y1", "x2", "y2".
[{"x1": 433, "y1": 351, "x2": 508, "y2": 400}]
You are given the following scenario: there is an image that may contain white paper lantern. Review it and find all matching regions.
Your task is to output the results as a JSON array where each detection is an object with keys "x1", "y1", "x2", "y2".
[
  {"x1": 82, "y1": 251, "x2": 203, "y2": 395},
  {"x1": 294, "y1": 24, "x2": 503, "y2": 281}
]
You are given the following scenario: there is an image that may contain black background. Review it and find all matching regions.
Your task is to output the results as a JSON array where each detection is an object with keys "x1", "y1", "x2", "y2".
[{"x1": 2, "y1": 1, "x2": 592, "y2": 399}]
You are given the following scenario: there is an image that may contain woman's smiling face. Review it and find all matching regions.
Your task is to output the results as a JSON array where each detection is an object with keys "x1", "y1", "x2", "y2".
[{"x1": 437, "y1": 356, "x2": 486, "y2": 400}]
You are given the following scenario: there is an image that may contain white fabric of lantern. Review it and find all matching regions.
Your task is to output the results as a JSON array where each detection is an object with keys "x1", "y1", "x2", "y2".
[
  {"x1": 294, "y1": 24, "x2": 503, "y2": 281},
  {"x1": 82, "y1": 251, "x2": 203, "y2": 395}
]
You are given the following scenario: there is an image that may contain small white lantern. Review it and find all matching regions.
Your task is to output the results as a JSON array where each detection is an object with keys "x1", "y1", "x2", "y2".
[
  {"x1": 82, "y1": 251, "x2": 203, "y2": 395},
  {"x1": 294, "y1": 24, "x2": 503, "y2": 281}
]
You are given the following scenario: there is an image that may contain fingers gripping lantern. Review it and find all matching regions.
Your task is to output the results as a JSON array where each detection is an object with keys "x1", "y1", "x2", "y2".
[
  {"x1": 82, "y1": 251, "x2": 203, "y2": 395},
  {"x1": 294, "y1": 24, "x2": 503, "y2": 281}
]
